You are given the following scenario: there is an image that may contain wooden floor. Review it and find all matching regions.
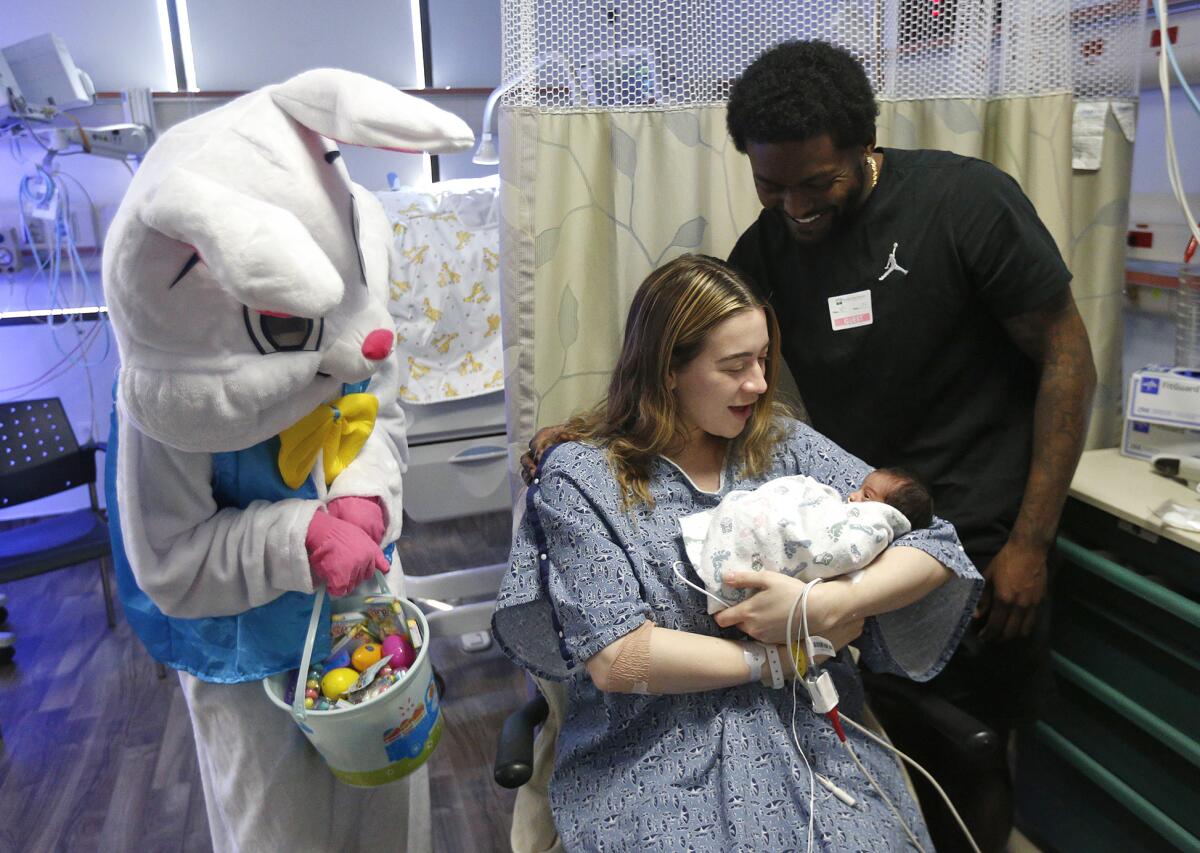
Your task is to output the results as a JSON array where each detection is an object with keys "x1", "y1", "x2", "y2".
[{"x1": 0, "y1": 510, "x2": 528, "y2": 853}]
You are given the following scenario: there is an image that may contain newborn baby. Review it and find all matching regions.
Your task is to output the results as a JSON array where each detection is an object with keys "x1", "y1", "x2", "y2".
[{"x1": 680, "y1": 468, "x2": 933, "y2": 613}]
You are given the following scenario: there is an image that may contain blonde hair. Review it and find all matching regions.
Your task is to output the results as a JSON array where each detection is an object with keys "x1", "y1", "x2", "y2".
[{"x1": 566, "y1": 254, "x2": 787, "y2": 509}]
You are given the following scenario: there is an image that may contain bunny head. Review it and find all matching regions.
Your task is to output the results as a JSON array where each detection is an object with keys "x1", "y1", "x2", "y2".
[{"x1": 103, "y1": 69, "x2": 472, "y2": 453}]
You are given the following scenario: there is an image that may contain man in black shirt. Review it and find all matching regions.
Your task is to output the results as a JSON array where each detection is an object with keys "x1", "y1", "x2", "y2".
[{"x1": 725, "y1": 41, "x2": 1096, "y2": 852}]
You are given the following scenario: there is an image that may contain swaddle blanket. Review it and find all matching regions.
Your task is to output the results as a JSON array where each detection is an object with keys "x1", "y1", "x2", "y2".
[{"x1": 679, "y1": 474, "x2": 911, "y2": 614}]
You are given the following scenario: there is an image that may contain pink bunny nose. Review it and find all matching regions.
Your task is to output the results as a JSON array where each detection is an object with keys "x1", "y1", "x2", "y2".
[{"x1": 362, "y1": 329, "x2": 394, "y2": 361}]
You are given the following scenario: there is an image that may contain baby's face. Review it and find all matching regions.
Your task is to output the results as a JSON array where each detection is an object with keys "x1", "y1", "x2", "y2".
[{"x1": 848, "y1": 470, "x2": 902, "y2": 504}]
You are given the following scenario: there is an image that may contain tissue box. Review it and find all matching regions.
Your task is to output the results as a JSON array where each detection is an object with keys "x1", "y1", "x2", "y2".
[
  {"x1": 1121, "y1": 418, "x2": 1200, "y2": 461},
  {"x1": 1126, "y1": 367, "x2": 1200, "y2": 429}
]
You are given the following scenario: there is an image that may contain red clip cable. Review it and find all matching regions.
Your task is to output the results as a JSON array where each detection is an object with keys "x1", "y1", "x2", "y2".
[
  {"x1": 1186, "y1": 236, "x2": 1197, "y2": 265},
  {"x1": 826, "y1": 708, "x2": 847, "y2": 743}
]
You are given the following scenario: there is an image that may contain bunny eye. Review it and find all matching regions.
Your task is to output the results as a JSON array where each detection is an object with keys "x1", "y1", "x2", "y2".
[
  {"x1": 169, "y1": 252, "x2": 202, "y2": 288},
  {"x1": 244, "y1": 308, "x2": 324, "y2": 354}
]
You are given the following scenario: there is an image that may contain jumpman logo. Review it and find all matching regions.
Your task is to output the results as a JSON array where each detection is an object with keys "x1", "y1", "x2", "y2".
[{"x1": 878, "y1": 242, "x2": 908, "y2": 281}]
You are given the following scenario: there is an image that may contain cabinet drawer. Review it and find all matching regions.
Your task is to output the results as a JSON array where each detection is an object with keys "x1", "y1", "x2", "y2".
[
  {"x1": 1053, "y1": 538, "x2": 1200, "y2": 741},
  {"x1": 403, "y1": 434, "x2": 511, "y2": 523}
]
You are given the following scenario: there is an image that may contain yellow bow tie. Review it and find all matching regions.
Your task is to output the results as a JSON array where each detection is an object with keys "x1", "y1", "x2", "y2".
[{"x1": 277, "y1": 393, "x2": 379, "y2": 490}]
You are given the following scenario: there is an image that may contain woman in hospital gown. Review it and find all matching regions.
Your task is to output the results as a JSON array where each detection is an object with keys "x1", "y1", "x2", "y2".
[{"x1": 493, "y1": 255, "x2": 981, "y2": 851}]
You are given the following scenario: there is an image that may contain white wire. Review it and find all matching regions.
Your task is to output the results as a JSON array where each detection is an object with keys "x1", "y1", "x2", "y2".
[
  {"x1": 7, "y1": 155, "x2": 113, "y2": 422},
  {"x1": 786, "y1": 578, "x2": 823, "y2": 853},
  {"x1": 840, "y1": 713, "x2": 983, "y2": 853},
  {"x1": 1154, "y1": 0, "x2": 1200, "y2": 250},
  {"x1": 1162, "y1": 19, "x2": 1200, "y2": 119},
  {"x1": 788, "y1": 578, "x2": 935, "y2": 853},
  {"x1": 670, "y1": 563, "x2": 821, "y2": 851},
  {"x1": 785, "y1": 579, "x2": 823, "y2": 679},
  {"x1": 788, "y1": 677, "x2": 817, "y2": 853},
  {"x1": 841, "y1": 736, "x2": 925, "y2": 852},
  {"x1": 671, "y1": 561, "x2": 733, "y2": 609}
]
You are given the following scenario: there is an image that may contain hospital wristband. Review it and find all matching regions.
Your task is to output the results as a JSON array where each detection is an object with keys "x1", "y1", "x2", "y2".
[
  {"x1": 764, "y1": 644, "x2": 786, "y2": 690},
  {"x1": 742, "y1": 642, "x2": 766, "y2": 685}
]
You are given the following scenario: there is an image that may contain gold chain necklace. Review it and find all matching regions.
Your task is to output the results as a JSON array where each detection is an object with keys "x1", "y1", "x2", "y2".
[{"x1": 866, "y1": 152, "x2": 879, "y2": 191}]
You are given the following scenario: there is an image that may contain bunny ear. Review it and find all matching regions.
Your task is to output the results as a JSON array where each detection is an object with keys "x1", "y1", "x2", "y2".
[
  {"x1": 141, "y1": 166, "x2": 344, "y2": 318},
  {"x1": 271, "y1": 68, "x2": 474, "y2": 154}
]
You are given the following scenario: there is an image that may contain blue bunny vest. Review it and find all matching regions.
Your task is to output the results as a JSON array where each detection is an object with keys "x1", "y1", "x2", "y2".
[{"x1": 106, "y1": 381, "x2": 391, "y2": 683}]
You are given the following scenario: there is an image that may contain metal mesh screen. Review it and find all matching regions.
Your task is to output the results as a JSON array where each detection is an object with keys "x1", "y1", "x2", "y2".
[{"x1": 501, "y1": 0, "x2": 1143, "y2": 112}]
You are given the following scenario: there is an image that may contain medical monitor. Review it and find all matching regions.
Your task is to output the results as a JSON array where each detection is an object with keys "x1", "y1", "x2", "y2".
[{"x1": 1, "y1": 33, "x2": 93, "y2": 117}]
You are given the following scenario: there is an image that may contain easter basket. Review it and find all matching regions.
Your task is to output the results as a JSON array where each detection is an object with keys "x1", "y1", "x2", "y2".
[{"x1": 263, "y1": 573, "x2": 442, "y2": 787}]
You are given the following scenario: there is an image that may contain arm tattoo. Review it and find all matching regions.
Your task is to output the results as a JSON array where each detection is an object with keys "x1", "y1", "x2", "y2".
[{"x1": 1000, "y1": 291, "x2": 1097, "y2": 549}]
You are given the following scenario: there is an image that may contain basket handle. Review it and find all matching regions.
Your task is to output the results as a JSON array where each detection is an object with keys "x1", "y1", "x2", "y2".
[{"x1": 291, "y1": 569, "x2": 391, "y2": 724}]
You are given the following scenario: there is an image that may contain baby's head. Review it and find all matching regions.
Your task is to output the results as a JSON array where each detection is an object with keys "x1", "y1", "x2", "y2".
[{"x1": 849, "y1": 467, "x2": 933, "y2": 529}]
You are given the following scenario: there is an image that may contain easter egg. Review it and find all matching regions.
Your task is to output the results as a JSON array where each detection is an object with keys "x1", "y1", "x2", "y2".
[
  {"x1": 304, "y1": 697, "x2": 314, "y2": 709},
  {"x1": 321, "y1": 667, "x2": 360, "y2": 700},
  {"x1": 351, "y1": 643, "x2": 382, "y2": 672},
  {"x1": 381, "y1": 634, "x2": 416, "y2": 669}
]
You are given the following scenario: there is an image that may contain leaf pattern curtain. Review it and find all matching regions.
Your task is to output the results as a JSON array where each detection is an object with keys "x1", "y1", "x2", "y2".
[{"x1": 498, "y1": 1, "x2": 1143, "y2": 476}]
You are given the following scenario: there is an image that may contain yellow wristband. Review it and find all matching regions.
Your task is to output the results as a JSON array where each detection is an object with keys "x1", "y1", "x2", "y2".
[{"x1": 788, "y1": 641, "x2": 807, "y2": 677}]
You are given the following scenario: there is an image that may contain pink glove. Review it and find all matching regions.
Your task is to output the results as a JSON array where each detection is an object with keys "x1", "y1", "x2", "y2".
[
  {"x1": 327, "y1": 495, "x2": 386, "y2": 544},
  {"x1": 305, "y1": 509, "x2": 390, "y2": 597}
]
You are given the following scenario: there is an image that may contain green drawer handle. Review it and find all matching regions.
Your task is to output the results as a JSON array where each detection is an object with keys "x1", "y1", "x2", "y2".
[
  {"x1": 1052, "y1": 652, "x2": 1200, "y2": 771},
  {"x1": 1035, "y1": 722, "x2": 1200, "y2": 853},
  {"x1": 1056, "y1": 537, "x2": 1200, "y2": 629}
]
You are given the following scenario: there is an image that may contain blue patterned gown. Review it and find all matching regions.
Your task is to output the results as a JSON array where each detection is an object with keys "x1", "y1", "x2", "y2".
[{"x1": 493, "y1": 421, "x2": 982, "y2": 852}]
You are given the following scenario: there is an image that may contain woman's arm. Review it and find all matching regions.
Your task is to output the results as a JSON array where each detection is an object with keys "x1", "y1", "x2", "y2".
[
  {"x1": 587, "y1": 626, "x2": 762, "y2": 694},
  {"x1": 714, "y1": 547, "x2": 951, "y2": 645},
  {"x1": 586, "y1": 618, "x2": 864, "y2": 694}
]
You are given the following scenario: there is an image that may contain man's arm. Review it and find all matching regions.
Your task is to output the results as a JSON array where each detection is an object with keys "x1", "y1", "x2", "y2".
[{"x1": 985, "y1": 289, "x2": 1096, "y2": 641}]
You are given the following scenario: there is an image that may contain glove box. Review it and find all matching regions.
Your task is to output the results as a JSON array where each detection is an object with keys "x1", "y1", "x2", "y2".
[{"x1": 403, "y1": 433, "x2": 510, "y2": 523}]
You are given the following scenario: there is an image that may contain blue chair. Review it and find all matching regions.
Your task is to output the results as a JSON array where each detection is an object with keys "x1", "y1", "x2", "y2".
[{"x1": 0, "y1": 397, "x2": 116, "y2": 663}]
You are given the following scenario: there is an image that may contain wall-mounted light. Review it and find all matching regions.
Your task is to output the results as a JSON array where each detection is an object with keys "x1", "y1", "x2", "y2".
[
  {"x1": 472, "y1": 81, "x2": 514, "y2": 166},
  {"x1": 474, "y1": 55, "x2": 579, "y2": 166}
]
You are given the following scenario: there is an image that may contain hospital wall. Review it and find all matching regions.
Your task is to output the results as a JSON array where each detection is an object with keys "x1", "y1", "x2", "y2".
[
  {"x1": 1, "y1": 1, "x2": 1199, "y2": 520},
  {"x1": 0, "y1": 0, "x2": 501, "y2": 520}
]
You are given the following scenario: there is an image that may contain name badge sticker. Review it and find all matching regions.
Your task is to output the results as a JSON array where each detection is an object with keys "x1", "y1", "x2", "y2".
[{"x1": 828, "y1": 290, "x2": 873, "y2": 331}]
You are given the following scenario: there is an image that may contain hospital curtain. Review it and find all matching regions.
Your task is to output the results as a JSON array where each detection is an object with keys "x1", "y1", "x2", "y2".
[
  {"x1": 499, "y1": 1, "x2": 1144, "y2": 471},
  {"x1": 499, "y1": 107, "x2": 762, "y2": 458}
]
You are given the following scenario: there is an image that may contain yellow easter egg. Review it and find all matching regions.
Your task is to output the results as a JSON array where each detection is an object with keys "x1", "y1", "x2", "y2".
[
  {"x1": 321, "y1": 667, "x2": 359, "y2": 700},
  {"x1": 351, "y1": 643, "x2": 382, "y2": 672}
]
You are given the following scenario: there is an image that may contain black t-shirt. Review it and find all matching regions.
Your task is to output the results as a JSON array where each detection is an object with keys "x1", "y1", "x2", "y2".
[{"x1": 729, "y1": 148, "x2": 1071, "y2": 563}]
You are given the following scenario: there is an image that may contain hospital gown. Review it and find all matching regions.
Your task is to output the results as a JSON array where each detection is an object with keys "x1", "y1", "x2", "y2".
[{"x1": 493, "y1": 421, "x2": 982, "y2": 852}]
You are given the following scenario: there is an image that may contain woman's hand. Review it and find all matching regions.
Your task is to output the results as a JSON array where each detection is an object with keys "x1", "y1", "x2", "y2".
[{"x1": 714, "y1": 570, "x2": 853, "y2": 645}]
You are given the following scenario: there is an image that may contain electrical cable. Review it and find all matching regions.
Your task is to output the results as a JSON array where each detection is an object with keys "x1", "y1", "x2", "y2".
[
  {"x1": 1153, "y1": 1, "x2": 1200, "y2": 119},
  {"x1": 1153, "y1": 0, "x2": 1200, "y2": 253},
  {"x1": 0, "y1": 320, "x2": 103, "y2": 395},
  {"x1": 7, "y1": 146, "x2": 114, "y2": 429},
  {"x1": 1151, "y1": 0, "x2": 1200, "y2": 264},
  {"x1": 840, "y1": 735, "x2": 925, "y2": 852},
  {"x1": 839, "y1": 713, "x2": 982, "y2": 853},
  {"x1": 788, "y1": 579, "x2": 987, "y2": 853},
  {"x1": 792, "y1": 582, "x2": 925, "y2": 850}
]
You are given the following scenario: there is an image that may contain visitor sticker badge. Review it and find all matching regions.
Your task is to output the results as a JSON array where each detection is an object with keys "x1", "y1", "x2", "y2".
[{"x1": 828, "y1": 289, "x2": 873, "y2": 330}]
